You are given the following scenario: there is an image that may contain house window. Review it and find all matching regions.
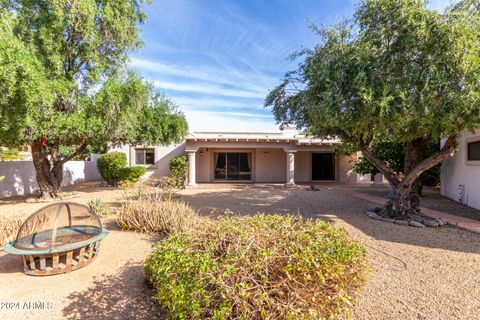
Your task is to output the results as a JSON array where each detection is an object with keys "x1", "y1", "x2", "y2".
[
  {"x1": 467, "y1": 141, "x2": 480, "y2": 161},
  {"x1": 135, "y1": 148, "x2": 155, "y2": 165}
]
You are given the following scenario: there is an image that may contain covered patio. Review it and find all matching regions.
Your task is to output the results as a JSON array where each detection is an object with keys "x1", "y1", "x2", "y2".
[{"x1": 184, "y1": 128, "x2": 364, "y2": 186}]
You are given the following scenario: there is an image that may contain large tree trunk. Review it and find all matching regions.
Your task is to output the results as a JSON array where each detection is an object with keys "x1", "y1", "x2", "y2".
[
  {"x1": 31, "y1": 140, "x2": 86, "y2": 199},
  {"x1": 31, "y1": 141, "x2": 62, "y2": 198},
  {"x1": 387, "y1": 138, "x2": 428, "y2": 217},
  {"x1": 360, "y1": 135, "x2": 458, "y2": 218}
]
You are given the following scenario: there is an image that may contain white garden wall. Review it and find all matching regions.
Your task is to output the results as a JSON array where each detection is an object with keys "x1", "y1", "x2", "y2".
[{"x1": 0, "y1": 160, "x2": 100, "y2": 198}]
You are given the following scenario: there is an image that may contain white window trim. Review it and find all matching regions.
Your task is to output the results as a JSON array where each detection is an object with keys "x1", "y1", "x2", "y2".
[{"x1": 465, "y1": 136, "x2": 480, "y2": 166}]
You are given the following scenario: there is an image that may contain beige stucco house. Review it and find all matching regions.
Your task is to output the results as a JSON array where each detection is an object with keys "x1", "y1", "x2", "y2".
[
  {"x1": 441, "y1": 129, "x2": 480, "y2": 210},
  {"x1": 113, "y1": 125, "x2": 367, "y2": 186}
]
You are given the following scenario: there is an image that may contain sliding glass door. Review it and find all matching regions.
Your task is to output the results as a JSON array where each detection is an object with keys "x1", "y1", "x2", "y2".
[{"x1": 214, "y1": 152, "x2": 252, "y2": 181}]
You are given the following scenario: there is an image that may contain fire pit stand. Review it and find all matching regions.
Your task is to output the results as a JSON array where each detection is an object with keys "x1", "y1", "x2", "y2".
[{"x1": 3, "y1": 202, "x2": 109, "y2": 276}]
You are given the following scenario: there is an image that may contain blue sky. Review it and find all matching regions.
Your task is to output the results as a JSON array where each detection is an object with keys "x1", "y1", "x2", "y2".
[{"x1": 130, "y1": 0, "x2": 453, "y2": 132}]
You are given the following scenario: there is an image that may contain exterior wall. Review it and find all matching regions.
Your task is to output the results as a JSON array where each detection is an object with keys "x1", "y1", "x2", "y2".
[
  {"x1": 441, "y1": 129, "x2": 480, "y2": 210},
  {"x1": 112, "y1": 143, "x2": 186, "y2": 179},
  {"x1": 255, "y1": 148, "x2": 286, "y2": 183},
  {"x1": 114, "y1": 139, "x2": 360, "y2": 184},
  {"x1": 338, "y1": 154, "x2": 358, "y2": 183},
  {"x1": 196, "y1": 147, "x2": 211, "y2": 183},
  {"x1": 149, "y1": 144, "x2": 186, "y2": 179},
  {"x1": 294, "y1": 151, "x2": 309, "y2": 183},
  {"x1": 0, "y1": 160, "x2": 100, "y2": 198}
]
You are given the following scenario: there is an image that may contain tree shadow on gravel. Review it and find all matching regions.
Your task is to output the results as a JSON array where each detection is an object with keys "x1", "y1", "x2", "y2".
[
  {"x1": 0, "y1": 251, "x2": 23, "y2": 274},
  {"x1": 179, "y1": 186, "x2": 480, "y2": 254},
  {"x1": 62, "y1": 261, "x2": 166, "y2": 320}
]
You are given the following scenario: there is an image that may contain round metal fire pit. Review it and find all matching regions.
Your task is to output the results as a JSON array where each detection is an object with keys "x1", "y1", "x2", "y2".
[{"x1": 3, "y1": 202, "x2": 109, "y2": 276}]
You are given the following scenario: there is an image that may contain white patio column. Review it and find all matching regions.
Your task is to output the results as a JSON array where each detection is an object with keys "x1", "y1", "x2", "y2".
[
  {"x1": 285, "y1": 150, "x2": 296, "y2": 187},
  {"x1": 187, "y1": 151, "x2": 197, "y2": 187}
]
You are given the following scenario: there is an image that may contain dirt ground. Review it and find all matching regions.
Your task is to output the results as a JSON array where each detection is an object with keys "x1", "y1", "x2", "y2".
[
  {"x1": 179, "y1": 185, "x2": 480, "y2": 320},
  {"x1": 1, "y1": 182, "x2": 480, "y2": 319},
  {"x1": 0, "y1": 183, "x2": 164, "y2": 320}
]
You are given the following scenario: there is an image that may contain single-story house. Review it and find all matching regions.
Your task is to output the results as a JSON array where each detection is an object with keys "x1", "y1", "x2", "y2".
[
  {"x1": 441, "y1": 129, "x2": 480, "y2": 210},
  {"x1": 112, "y1": 125, "x2": 369, "y2": 186}
]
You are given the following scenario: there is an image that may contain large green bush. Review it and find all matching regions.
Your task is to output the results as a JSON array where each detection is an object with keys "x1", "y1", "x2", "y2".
[
  {"x1": 144, "y1": 214, "x2": 368, "y2": 319},
  {"x1": 118, "y1": 166, "x2": 147, "y2": 183},
  {"x1": 168, "y1": 155, "x2": 188, "y2": 188},
  {"x1": 97, "y1": 152, "x2": 127, "y2": 187}
]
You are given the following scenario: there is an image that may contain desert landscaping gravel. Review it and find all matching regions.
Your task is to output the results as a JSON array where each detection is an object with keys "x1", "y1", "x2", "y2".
[
  {"x1": 180, "y1": 185, "x2": 480, "y2": 320},
  {"x1": 1, "y1": 182, "x2": 480, "y2": 319}
]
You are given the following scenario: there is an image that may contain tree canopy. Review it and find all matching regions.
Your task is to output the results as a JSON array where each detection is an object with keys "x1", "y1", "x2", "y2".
[
  {"x1": 266, "y1": 0, "x2": 480, "y2": 217},
  {"x1": 0, "y1": 1, "x2": 188, "y2": 197}
]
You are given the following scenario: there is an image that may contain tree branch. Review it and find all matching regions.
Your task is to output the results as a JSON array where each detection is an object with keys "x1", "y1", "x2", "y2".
[
  {"x1": 59, "y1": 143, "x2": 87, "y2": 165},
  {"x1": 402, "y1": 134, "x2": 458, "y2": 188},
  {"x1": 358, "y1": 142, "x2": 401, "y2": 187}
]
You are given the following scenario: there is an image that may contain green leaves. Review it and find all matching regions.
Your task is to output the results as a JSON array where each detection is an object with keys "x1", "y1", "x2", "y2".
[
  {"x1": 169, "y1": 155, "x2": 189, "y2": 188},
  {"x1": 1, "y1": 0, "x2": 187, "y2": 156},
  {"x1": 144, "y1": 214, "x2": 368, "y2": 319},
  {"x1": 266, "y1": 0, "x2": 480, "y2": 146},
  {"x1": 0, "y1": 12, "x2": 53, "y2": 147}
]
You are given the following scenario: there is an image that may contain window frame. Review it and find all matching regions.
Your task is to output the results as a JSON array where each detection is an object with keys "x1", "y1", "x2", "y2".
[
  {"x1": 135, "y1": 148, "x2": 155, "y2": 166},
  {"x1": 465, "y1": 137, "x2": 480, "y2": 166}
]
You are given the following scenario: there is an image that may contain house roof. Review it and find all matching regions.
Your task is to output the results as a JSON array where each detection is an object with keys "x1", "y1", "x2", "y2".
[{"x1": 186, "y1": 131, "x2": 341, "y2": 146}]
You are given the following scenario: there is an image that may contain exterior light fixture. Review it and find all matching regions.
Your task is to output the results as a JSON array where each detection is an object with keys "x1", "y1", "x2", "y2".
[{"x1": 264, "y1": 152, "x2": 269, "y2": 158}]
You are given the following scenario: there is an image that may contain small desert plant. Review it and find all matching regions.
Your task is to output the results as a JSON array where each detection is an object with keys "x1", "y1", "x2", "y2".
[
  {"x1": 169, "y1": 155, "x2": 188, "y2": 188},
  {"x1": 118, "y1": 166, "x2": 147, "y2": 183},
  {"x1": 97, "y1": 152, "x2": 128, "y2": 187},
  {"x1": 121, "y1": 183, "x2": 177, "y2": 202},
  {"x1": 117, "y1": 195, "x2": 197, "y2": 234},
  {"x1": 144, "y1": 214, "x2": 369, "y2": 320},
  {"x1": 156, "y1": 176, "x2": 182, "y2": 191},
  {"x1": 0, "y1": 217, "x2": 23, "y2": 247},
  {"x1": 88, "y1": 198, "x2": 110, "y2": 216}
]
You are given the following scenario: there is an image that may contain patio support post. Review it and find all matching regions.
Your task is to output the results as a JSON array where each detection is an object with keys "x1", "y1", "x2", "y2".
[
  {"x1": 285, "y1": 150, "x2": 296, "y2": 187},
  {"x1": 187, "y1": 151, "x2": 197, "y2": 187}
]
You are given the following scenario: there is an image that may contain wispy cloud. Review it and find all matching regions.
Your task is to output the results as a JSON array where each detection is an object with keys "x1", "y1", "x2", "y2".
[
  {"x1": 185, "y1": 110, "x2": 277, "y2": 131},
  {"x1": 130, "y1": 57, "x2": 277, "y2": 94},
  {"x1": 171, "y1": 97, "x2": 263, "y2": 110},
  {"x1": 153, "y1": 80, "x2": 266, "y2": 99},
  {"x1": 134, "y1": 0, "x2": 357, "y2": 131}
]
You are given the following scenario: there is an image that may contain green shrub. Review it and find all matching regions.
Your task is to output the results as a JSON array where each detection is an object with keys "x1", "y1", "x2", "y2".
[
  {"x1": 88, "y1": 198, "x2": 111, "y2": 216},
  {"x1": 119, "y1": 166, "x2": 147, "y2": 183},
  {"x1": 97, "y1": 152, "x2": 127, "y2": 187},
  {"x1": 144, "y1": 214, "x2": 369, "y2": 320},
  {"x1": 117, "y1": 193, "x2": 197, "y2": 234},
  {"x1": 169, "y1": 155, "x2": 188, "y2": 188}
]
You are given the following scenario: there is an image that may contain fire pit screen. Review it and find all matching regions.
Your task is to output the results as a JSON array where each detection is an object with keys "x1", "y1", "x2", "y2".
[{"x1": 4, "y1": 202, "x2": 109, "y2": 276}]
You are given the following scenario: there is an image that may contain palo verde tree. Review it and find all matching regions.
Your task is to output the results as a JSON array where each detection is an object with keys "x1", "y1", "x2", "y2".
[
  {"x1": 266, "y1": 0, "x2": 480, "y2": 218},
  {"x1": 0, "y1": 2, "x2": 188, "y2": 198}
]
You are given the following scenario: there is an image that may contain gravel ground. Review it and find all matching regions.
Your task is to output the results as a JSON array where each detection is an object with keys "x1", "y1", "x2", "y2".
[
  {"x1": 0, "y1": 183, "x2": 164, "y2": 320},
  {"x1": 1, "y1": 182, "x2": 480, "y2": 319},
  {"x1": 345, "y1": 185, "x2": 480, "y2": 221},
  {"x1": 179, "y1": 185, "x2": 480, "y2": 320}
]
